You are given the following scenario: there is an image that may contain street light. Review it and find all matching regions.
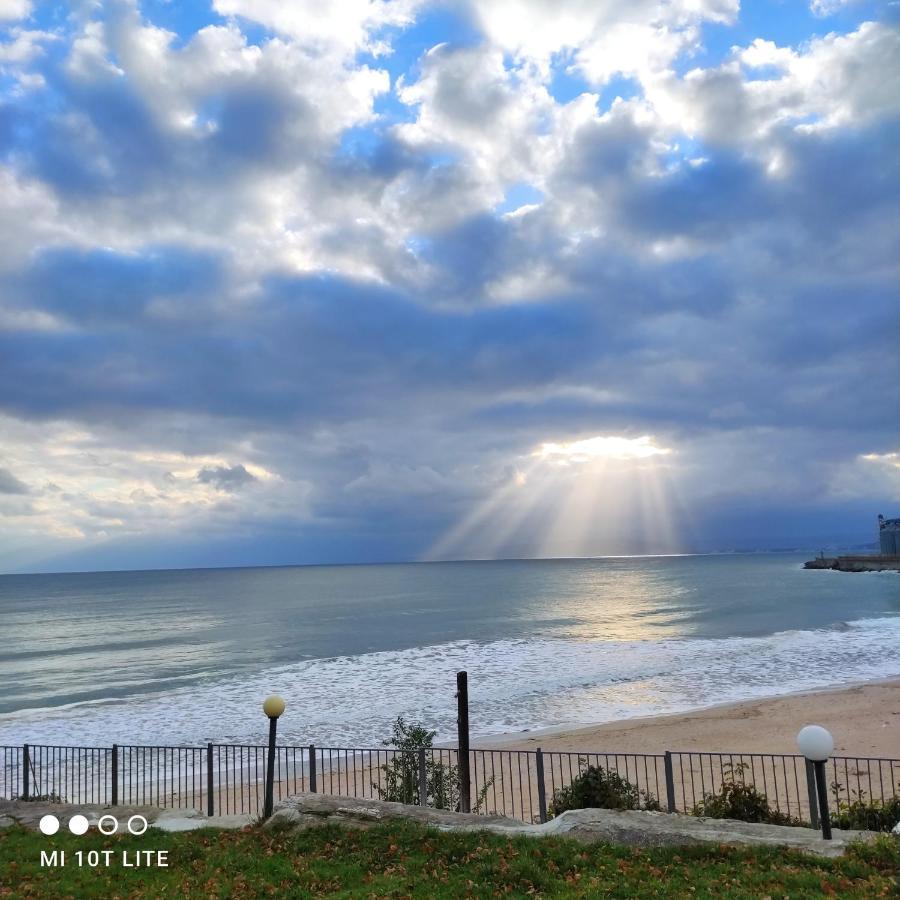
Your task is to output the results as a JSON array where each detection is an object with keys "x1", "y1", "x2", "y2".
[
  {"x1": 797, "y1": 725, "x2": 834, "y2": 840},
  {"x1": 263, "y1": 695, "x2": 285, "y2": 818}
]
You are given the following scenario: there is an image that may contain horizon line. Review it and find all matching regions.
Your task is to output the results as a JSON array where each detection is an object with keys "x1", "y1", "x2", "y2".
[{"x1": 0, "y1": 546, "x2": 867, "y2": 578}]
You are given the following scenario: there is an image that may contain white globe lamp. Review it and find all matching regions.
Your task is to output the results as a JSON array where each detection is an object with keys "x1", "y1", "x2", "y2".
[
  {"x1": 796, "y1": 725, "x2": 834, "y2": 762},
  {"x1": 796, "y1": 724, "x2": 834, "y2": 840}
]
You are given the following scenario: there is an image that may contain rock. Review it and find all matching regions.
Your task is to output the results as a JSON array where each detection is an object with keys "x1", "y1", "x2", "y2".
[
  {"x1": 533, "y1": 809, "x2": 866, "y2": 858},
  {"x1": 267, "y1": 792, "x2": 874, "y2": 859},
  {"x1": 892, "y1": 821, "x2": 900, "y2": 835},
  {"x1": 804, "y1": 558, "x2": 837, "y2": 569},
  {"x1": 266, "y1": 792, "x2": 521, "y2": 832}
]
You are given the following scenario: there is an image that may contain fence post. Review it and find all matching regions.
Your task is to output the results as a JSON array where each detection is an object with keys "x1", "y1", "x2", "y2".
[
  {"x1": 308, "y1": 745, "x2": 317, "y2": 793},
  {"x1": 804, "y1": 758, "x2": 820, "y2": 830},
  {"x1": 111, "y1": 745, "x2": 119, "y2": 806},
  {"x1": 803, "y1": 758, "x2": 821, "y2": 828},
  {"x1": 206, "y1": 744, "x2": 214, "y2": 816},
  {"x1": 456, "y1": 670, "x2": 471, "y2": 813},
  {"x1": 418, "y1": 749, "x2": 427, "y2": 807},
  {"x1": 535, "y1": 747, "x2": 547, "y2": 824},
  {"x1": 22, "y1": 744, "x2": 29, "y2": 801},
  {"x1": 664, "y1": 752, "x2": 676, "y2": 813}
]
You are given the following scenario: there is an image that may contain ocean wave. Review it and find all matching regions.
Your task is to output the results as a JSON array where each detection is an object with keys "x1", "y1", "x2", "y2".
[{"x1": 1, "y1": 614, "x2": 898, "y2": 749}]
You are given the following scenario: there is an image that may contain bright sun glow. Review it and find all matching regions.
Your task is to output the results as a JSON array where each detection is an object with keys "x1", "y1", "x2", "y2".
[
  {"x1": 535, "y1": 434, "x2": 672, "y2": 463},
  {"x1": 427, "y1": 433, "x2": 681, "y2": 562}
]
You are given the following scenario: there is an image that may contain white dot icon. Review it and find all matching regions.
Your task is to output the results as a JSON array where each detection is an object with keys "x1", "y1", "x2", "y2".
[
  {"x1": 39, "y1": 815, "x2": 59, "y2": 836},
  {"x1": 68, "y1": 814, "x2": 89, "y2": 835}
]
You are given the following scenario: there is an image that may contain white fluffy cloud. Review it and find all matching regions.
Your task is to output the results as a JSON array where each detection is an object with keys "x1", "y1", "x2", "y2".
[
  {"x1": 396, "y1": 43, "x2": 557, "y2": 193},
  {"x1": 0, "y1": 0, "x2": 30, "y2": 22},
  {"x1": 648, "y1": 22, "x2": 900, "y2": 146},
  {"x1": 212, "y1": 0, "x2": 423, "y2": 56},
  {"x1": 468, "y1": 0, "x2": 738, "y2": 80}
]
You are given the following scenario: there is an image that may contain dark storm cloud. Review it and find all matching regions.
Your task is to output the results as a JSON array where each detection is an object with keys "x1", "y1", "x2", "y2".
[
  {"x1": 18, "y1": 246, "x2": 224, "y2": 324},
  {"x1": 196, "y1": 463, "x2": 257, "y2": 491},
  {"x1": 0, "y1": 259, "x2": 596, "y2": 424}
]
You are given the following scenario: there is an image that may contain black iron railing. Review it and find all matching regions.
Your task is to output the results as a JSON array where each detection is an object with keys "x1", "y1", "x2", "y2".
[{"x1": 3, "y1": 742, "x2": 898, "y2": 827}]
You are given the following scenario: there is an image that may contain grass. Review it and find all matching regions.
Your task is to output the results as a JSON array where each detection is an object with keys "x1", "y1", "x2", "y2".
[{"x1": 0, "y1": 821, "x2": 897, "y2": 898}]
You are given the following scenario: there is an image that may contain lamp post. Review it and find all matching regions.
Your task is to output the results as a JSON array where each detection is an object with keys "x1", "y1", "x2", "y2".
[
  {"x1": 263, "y1": 695, "x2": 285, "y2": 818},
  {"x1": 797, "y1": 724, "x2": 834, "y2": 840}
]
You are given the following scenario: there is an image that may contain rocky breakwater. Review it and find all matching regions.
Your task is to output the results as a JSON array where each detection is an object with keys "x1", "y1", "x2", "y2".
[{"x1": 804, "y1": 555, "x2": 900, "y2": 572}]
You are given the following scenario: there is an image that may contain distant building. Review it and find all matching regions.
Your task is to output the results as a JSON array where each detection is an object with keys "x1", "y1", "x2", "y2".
[{"x1": 878, "y1": 514, "x2": 900, "y2": 556}]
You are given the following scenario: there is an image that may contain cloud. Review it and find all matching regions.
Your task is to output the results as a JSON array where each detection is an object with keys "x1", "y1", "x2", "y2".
[
  {"x1": 809, "y1": 0, "x2": 861, "y2": 17},
  {"x1": 196, "y1": 464, "x2": 258, "y2": 491},
  {"x1": 17, "y1": 246, "x2": 225, "y2": 325},
  {"x1": 648, "y1": 22, "x2": 900, "y2": 143},
  {"x1": 0, "y1": 0, "x2": 897, "y2": 570},
  {"x1": 466, "y1": 0, "x2": 738, "y2": 78},
  {"x1": 0, "y1": 466, "x2": 28, "y2": 494},
  {"x1": 211, "y1": 0, "x2": 422, "y2": 56},
  {"x1": 0, "y1": 0, "x2": 30, "y2": 22}
]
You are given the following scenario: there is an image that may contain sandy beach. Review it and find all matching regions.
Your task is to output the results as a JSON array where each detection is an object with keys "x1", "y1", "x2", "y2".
[{"x1": 483, "y1": 679, "x2": 900, "y2": 757}]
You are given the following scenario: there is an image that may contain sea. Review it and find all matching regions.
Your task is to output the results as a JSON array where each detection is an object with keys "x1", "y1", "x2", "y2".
[{"x1": 1, "y1": 554, "x2": 898, "y2": 749}]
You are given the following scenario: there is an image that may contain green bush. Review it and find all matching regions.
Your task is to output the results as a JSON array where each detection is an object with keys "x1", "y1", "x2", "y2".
[
  {"x1": 374, "y1": 716, "x2": 491, "y2": 812},
  {"x1": 830, "y1": 782, "x2": 900, "y2": 833},
  {"x1": 692, "y1": 764, "x2": 798, "y2": 826},
  {"x1": 548, "y1": 762, "x2": 660, "y2": 817},
  {"x1": 846, "y1": 833, "x2": 900, "y2": 870}
]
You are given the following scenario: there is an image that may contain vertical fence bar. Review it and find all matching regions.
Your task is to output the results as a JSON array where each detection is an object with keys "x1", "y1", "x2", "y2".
[
  {"x1": 535, "y1": 748, "x2": 547, "y2": 824},
  {"x1": 664, "y1": 751, "x2": 676, "y2": 813},
  {"x1": 804, "y1": 758, "x2": 820, "y2": 830},
  {"x1": 418, "y1": 748, "x2": 427, "y2": 807},
  {"x1": 207, "y1": 744, "x2": 214, "y2": 816},
  {"x1": 308, "y1": 745, "x2": 317, "y2": 793},
  {"x1": 111, "y1": 744, "x2": 119, "y2": 806},
  {"x1": 22, "y1": 744, "x2": 29, "y2": 801}
]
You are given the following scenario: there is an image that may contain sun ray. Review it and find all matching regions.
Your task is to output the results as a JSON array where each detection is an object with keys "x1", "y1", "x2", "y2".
[
  {"x1": 425, "y1": 460, "x2": 542, "y2": 559},
  {"x1": 428, "y1": 434, "x2": 680, "y2": 561}
]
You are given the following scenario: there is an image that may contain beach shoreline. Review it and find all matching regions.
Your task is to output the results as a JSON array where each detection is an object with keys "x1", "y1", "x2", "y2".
[{"x1": 476, "y1": 677, "x2": 900, "y2": 758}]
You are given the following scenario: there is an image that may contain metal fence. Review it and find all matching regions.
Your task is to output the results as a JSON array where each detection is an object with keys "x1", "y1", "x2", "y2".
[{"x1": 3, "y1": 742, "x2": 898, "y2": 827}]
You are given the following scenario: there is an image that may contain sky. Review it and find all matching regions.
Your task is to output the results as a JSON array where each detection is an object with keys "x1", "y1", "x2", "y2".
[{"x1": 0, "y1": 0, "x2": 897, "y2": 573}]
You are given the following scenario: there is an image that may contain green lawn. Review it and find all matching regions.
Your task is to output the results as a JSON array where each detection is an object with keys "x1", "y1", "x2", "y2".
[{"x1": 1, "y1": 821, "x2": 897, "y2": 898}]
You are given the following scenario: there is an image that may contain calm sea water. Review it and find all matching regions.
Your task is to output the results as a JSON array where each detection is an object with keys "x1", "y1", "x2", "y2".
[{"x1": 1, "y1": 555, "x2": 898, "y2": 747}]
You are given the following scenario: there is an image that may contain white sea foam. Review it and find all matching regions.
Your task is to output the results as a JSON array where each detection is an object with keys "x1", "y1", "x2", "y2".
[{"x1": 2, "y1": 615, "x2": 898, "y2": 748}]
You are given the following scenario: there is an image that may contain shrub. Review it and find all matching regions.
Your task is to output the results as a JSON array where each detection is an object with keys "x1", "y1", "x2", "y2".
[
  {"x1": 846, "y1": 833, "x2": 900, "y2": 870},
  {"x1": 830, "y1": 782, "x2": 900, "y2": 833},
  {"x1": 548, "y1": 762, "x2": 660, "y2": 817},
  {"x1": 374, "y1": 716, "x2": 491, "y2": 812},
  {"x1": 691, "y1": 763, "x2": 797, "y2": 826}
]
